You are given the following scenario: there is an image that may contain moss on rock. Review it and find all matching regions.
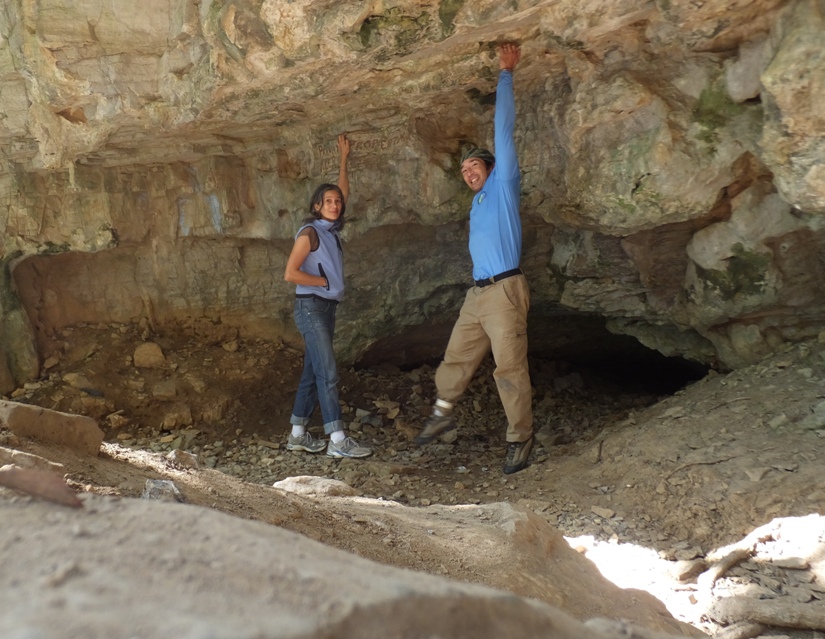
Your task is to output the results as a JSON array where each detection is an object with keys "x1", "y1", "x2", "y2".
[
  {"x1": 694, "y1": 83, "x2": 744, "y2": 148},
  {"x1": 438, "y1": 0, "x2": 464, "y2": 37},
  {"x1": 695, "y1": 243, "x2": 771, "y2": 300}
]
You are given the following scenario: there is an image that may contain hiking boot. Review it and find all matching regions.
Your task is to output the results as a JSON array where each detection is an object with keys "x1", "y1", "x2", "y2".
[
  {"x1": 327, "y1": 436, "x2": 372, "y2": 459},
  {"x1": 503, "y1": 436, "x2": 534, "y2": 475},
  {"x1": 414, "y1": 413, "x2": 456, "y2": 446},
  {"x1": 286, "y1": 432, "x2": 327, "y2": 453}
]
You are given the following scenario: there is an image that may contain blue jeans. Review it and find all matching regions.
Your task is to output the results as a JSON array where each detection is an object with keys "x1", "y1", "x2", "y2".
[{"x1": 290, "y1": 296, "x2": 344, "y2": 434}]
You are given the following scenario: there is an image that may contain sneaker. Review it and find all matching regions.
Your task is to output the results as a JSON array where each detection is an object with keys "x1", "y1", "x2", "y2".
[
  {"x1": 503, "y1": 436, "x2": 534, "y2": 475},
  {"x1": 413, "y1": 413, "x2": 456, "y2": 446},
  {"x1": 286, "y1": 432, "x2": 327, "y2": 453},
  {"x1": 327, "y1": 436, "x2": 372, "y2": 459}
]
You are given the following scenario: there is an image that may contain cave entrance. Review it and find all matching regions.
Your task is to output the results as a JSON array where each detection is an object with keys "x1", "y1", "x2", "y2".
[
  {"x1": 351, "y1": 313, "x2": 709, "y2": 462},
  {"x1": 354, "y1": 311, "x2": 710, "y2": 401},
  {"x1": 560, "y1": 346, "x2": 710, "y2": 396}
]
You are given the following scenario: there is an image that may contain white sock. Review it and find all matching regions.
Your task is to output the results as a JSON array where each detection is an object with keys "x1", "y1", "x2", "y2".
[
  {"x1": 291, "y1": 425, "x2": 306, "y2": 438},
  {"x1": 330, "y1": 430, "x2": 346, "y2": 444},
  {"x1": 434, "y1": 398, "x2": 454, "y2": 417}
]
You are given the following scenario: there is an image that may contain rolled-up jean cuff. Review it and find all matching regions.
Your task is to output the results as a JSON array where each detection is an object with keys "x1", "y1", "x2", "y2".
[
  {"x1": 324, "y1": 420, "x2": 345, "y2": 435},
  {"x1": 290, "y1": 414, "x2": 311, "y2": 426}
]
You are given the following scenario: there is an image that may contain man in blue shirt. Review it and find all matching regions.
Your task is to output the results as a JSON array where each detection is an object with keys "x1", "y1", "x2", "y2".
[{"x1": 415, "y1": 43, "x2": 533, "y2": 475}]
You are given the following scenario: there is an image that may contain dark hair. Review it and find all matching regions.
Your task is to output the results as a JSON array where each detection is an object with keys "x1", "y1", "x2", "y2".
[
  {"x1": 460, "y1": 147, "x2": 495, "y2": 170},
  {"x1": 304, "y1": 183, "x2": 346, "y2": 228}
]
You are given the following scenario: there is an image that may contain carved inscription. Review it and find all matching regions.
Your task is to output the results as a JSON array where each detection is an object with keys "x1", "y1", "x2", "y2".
[
  {"x1": 316, "y1": 131, "x2": 406, "y2": 174},
  {"x1": 262, "y1": 131, "x2": 409, "y2": 180}
]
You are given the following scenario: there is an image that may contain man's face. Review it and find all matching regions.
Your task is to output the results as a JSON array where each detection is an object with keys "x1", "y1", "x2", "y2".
[{"x1": 461, "y1": 158, "x2": 492, "y2": 192}]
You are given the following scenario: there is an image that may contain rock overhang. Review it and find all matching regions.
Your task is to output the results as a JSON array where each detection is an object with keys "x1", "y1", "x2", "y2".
[{"x1": 1, "y1": 0, "x2": 823, "y2": 390}]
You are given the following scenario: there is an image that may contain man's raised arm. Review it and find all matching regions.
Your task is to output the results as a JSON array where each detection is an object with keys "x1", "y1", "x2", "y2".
[{"x1": 494, "y1": 43, "x2": 521, "y2": 181}]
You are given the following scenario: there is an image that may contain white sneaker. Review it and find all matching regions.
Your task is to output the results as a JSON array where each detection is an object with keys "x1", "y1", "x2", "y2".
[
  {"x1": 326, "y1": 436, "x2": 372, "y2": 459},
  {"x1": 286, "y1": 432, "x2": 327, "y2": 453}
]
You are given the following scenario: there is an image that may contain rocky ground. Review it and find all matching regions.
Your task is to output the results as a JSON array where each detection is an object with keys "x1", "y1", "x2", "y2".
[
  {"x1": 6, "y1": 320, "x2": 825, "y2": 637},
  {"x1": 14, "y1": 320, "x2": 665, "y2": 517}
]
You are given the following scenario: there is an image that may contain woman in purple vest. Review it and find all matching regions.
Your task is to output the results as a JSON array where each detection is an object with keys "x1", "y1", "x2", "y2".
[{"x1": 283, "y1": 134, "x2": 372, "y2": 458}]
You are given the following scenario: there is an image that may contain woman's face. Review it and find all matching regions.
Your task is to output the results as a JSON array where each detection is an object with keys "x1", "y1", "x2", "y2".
[{"x1": 316, "y1": 190, "x2": 343, "y2": 221}]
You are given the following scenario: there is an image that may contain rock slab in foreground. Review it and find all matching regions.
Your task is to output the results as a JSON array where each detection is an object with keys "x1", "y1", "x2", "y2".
[
  {"x1": 0, "y1": 401, "x2": 103, "y2": 456},
  {"x1": 0, "y1": 495, "x2": 632, "y2": 639}
]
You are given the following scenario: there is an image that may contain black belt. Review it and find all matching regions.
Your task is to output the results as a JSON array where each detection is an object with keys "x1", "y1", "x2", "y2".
[
  {"x1": 296, "y1": 294, "x2": 338, "y2": 304},
  {"x1": 474, "y1": 268, "x2": 522, "y2": 288}
]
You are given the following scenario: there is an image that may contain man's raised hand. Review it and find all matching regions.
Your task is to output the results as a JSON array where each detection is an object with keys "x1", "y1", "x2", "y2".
[{"x1": 499, "y1": 43, "x2": 521, "y2": 72}]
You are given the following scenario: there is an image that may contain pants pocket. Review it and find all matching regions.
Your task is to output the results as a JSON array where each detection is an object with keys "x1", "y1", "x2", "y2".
[{"x1": 502, "y1": 277, "x2": 530, "y2": 315}]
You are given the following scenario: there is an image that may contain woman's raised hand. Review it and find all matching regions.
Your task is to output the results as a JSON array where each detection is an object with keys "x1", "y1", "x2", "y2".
[{"x1": 338, "y1": 133, "x2": 350, "y2": 159}]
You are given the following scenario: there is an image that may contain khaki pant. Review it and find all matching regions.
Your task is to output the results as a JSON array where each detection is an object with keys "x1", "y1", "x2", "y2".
[{"x1": 434, "y1": 274, "x2": 533, "y2": 442}]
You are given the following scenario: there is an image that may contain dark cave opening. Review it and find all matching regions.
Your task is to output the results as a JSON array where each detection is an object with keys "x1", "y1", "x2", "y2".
[
  {"x1": 561, "y1": 348, "x2": 710, "y2": 396},
  {"x1": 355, "y1": 312, "x2": 710, "y2": 400}
]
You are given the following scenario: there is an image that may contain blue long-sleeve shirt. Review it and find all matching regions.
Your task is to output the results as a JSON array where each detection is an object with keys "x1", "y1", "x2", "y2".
[{"x1": 467, "y1": 70, "x2": 522, "y2": 282}]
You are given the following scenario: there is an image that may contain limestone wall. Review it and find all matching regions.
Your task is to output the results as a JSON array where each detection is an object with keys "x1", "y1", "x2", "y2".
[{"x1": 1, "y1": 0, "x2": 823, "y2": 390}]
